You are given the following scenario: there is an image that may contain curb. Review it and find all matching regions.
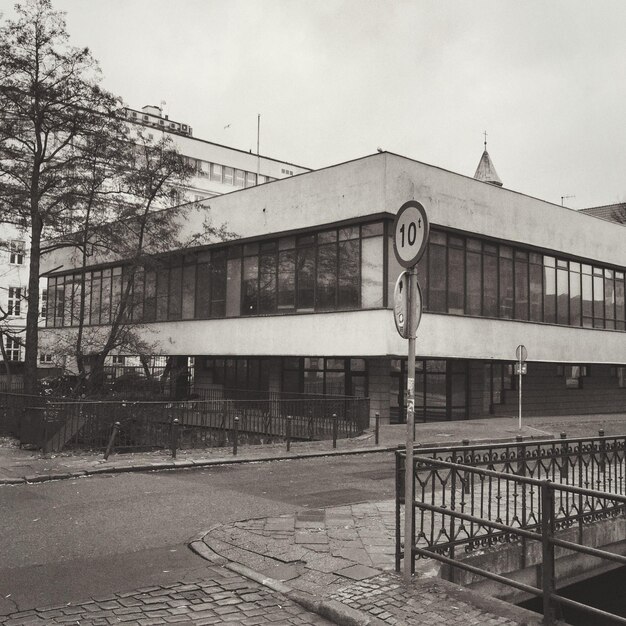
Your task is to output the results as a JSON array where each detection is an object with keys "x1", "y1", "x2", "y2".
[
  {"x1": 0, "y1": 431, "x2": 553, "y2": 486},
  {"x1": 188, "y1": 535, "x2": 386, "y2": 626}
]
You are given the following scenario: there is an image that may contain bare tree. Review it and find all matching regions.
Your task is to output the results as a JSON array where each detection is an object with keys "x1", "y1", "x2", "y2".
[{"x1": 0, "y1": 0, "x2": 124, "y2": 394}]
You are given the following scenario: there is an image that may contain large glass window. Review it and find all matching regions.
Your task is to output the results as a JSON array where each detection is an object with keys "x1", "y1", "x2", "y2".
[
  {"x1": 593, "y1": 266, "x2": 604, "y2": 328},
  {"x1": 361, "y1": 235, "x2": 383, "y2": 308},
  {"x1": 498, "y1": 246, "x2": 513, "y2": 319},
  {"x1": 569, "y1": 262, "x2": 581, "y2": 326},
  {"x1": 514, "y1": 250, "x2": 529, "y2": 320},
  {"x1": 428, "y1": 231, "x2": 447, "y2": 312},
  {"x1": 616, "y1": 271, "x2": 625, "y2": 331},
  {"x1": 277, "y1": 247, "x2": 296, "y2": 310},
  {"x1": 297, "y1": 241, "x2": 315, "y2": 310},
  {"x1": 447, "y1": 237, "x2": 465, "y2": 314},
  {"x1": 338, "y1": 237, "x2": 359, "y2": 309},
  {"x1": 483, "y1": 244, "x2": 498, "y2": 317},
  {"x1": 556, "y1": 259, "x2": 569, "y2": 325},
  {"x1": 582, "y1": 264, "x2": 593, "y2": 327},
  {"x1": 543, "y1": 256, "x2": 556, "y2": 324},
  {"x1": 604, "y1": 269, "x2": 615, "y2": 330},
  {"x1": 466, "y1": 239, "x2": 482, "y2": 316}
]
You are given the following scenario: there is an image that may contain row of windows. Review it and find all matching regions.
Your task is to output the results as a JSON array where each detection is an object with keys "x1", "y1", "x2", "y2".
[
  {"x1": 185, "y1": 157, "x2": 277, "y2": 188},
  {"x1": 44, "y1": 220, "x2": 626, "y2": 333},
  {"x1": 403, "y1": 230, "x2": 626, "y2": 330},
  {"x1": 45, "y1": 222, "x2": 386, "y2": 328}
]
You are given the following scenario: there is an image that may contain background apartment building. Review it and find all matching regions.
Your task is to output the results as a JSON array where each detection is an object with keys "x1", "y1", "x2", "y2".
[{"x1": 0, "y1": 104, "x2": 309, "y2": 382}]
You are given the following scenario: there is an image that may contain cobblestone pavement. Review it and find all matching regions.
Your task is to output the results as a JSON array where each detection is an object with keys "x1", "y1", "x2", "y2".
[
  {"x1": 0, "y1": 566, "x2": 333, "y2": 626},
  {"x1": 201, "y1": 502, "x2": 543, "y2": 626},
  {"x1": 329, "y1": 573, "x2": 521, "y2": 625}
]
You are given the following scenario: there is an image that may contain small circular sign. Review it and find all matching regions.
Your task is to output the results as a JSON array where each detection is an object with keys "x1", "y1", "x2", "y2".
[
  {"x1": 393, "y1": 201, "x2": 429, "y2": 268},
  {"x1": 393, "y1": 271, "x2": 423, "y2": 339},
  {"x1": 516, "y1": 344, "x2": 528, "y2": 363}
]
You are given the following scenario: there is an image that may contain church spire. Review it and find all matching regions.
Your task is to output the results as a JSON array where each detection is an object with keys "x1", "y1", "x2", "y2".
[{"x1": 474, "y1": 131, "x2": 503, "y2": 187}]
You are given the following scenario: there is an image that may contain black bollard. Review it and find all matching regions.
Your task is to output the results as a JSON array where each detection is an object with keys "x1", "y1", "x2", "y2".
[
  {"x1": 286, "y1": 415, "x2": 292, "y2": 452},
  {"x1": 171, "y1": 418, "x2": 180, "y2": 459},
  {"x1": 104, "y1": 421, "x2": 121, "y2": 460},
  {"x1": 233, "y1": 416, "x2": 239, "y2": 456},
  {"x1": 375, "y1": 412, "x2": 380, "y2": 445},
  {"x1": 332, "y1": 413, "x2": 338, "y2": 449}
]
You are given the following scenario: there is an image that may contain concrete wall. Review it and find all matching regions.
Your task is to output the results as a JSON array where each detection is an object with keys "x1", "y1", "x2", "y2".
[
  {"x1": 450, "y1": 517, "x2": 626, "y2": 605},
  {"x1": 384, "y1": 153, "x2": 626, "y2": 268}
]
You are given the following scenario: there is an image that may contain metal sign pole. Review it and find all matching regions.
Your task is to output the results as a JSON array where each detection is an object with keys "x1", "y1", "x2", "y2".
[
  {"x1": 518, "y1": 362, "x2": 522, "y2": 431},
  {"x1": 404, "y1": 266, "x2": 417, "y2": 583}
]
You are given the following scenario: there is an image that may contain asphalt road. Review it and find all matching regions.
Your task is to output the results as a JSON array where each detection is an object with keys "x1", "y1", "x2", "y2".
[{"x1": 0, "y1": 451, "x2": 396, "y2": 615}]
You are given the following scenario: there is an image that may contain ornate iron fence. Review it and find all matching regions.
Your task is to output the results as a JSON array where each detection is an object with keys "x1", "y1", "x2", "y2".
[{"x1": 395, "y1": 435, "x2": 626, "y2": 625}]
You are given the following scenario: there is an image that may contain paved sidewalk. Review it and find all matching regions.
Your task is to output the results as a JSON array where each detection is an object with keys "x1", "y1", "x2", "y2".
[
  {"x1": 193, "y1": 501, "x2": 545, "y2": 626},
  {"x1": 1, "y1": 412, "x2": 624, "y2": 486},
  {"x1": 0, "y1": 566, "x2": 334, "y2": 625}
]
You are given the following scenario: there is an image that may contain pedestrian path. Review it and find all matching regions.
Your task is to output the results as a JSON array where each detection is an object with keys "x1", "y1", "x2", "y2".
[
  {"x1": 1, "y1": 412, "x2": 623, "y2": 486},
  {"x1": 0, "y1": 566, "x2": 333, "y2": 625},
  {"x1": 195, "y1": 502, "x2": 544, "y2": 626}
]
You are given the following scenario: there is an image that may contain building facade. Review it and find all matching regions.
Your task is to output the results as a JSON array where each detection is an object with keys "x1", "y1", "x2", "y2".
[{"x1": 40, "y1": 152, "x2": 626, "y2": 421}]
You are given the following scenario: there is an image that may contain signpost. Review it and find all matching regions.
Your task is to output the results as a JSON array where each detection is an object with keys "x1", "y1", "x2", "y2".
[
  {"x1": 392, "y1": 200, "x2": 429, "y2": 583},
  {"x1": 516, "y1": 344, "x2": 527, "y2": 431}
]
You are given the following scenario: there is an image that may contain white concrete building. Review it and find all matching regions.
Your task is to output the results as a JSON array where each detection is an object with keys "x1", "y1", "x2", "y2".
[{"x1": 41, "y1": 151, "x2": 626, "y2": 421}]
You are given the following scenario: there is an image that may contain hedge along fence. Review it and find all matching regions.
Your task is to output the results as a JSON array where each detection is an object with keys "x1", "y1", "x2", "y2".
[{"x1": 0, "y1": 393, "x2": 371, "y2": 453}]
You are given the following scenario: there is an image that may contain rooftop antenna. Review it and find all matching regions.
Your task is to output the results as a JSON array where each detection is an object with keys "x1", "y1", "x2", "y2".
[
  {"x1": 483, "y1": 130, "x2": 488, "y2": 150},
  {"x1": 561, "y1": 195, "x2": 575, "y2": 207}
]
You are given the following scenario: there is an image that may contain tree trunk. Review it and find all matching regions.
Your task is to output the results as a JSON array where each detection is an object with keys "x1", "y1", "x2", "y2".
[{"x1": 23, "y1": 219, "x2": 42, "y2": 396}]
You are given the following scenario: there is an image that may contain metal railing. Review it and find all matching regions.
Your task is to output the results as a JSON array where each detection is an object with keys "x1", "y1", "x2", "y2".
[
  {"x1": 0, "y1": 392, "x2": 370, "y2": 452},
  {"x1": 395, "y1": 435, "x2": 626, "y2": 624}
]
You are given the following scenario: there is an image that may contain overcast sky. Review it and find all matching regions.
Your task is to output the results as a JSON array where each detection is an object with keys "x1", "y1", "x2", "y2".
[{"x1": 9, "y1": 0, "x2": 626, "y2": 209}]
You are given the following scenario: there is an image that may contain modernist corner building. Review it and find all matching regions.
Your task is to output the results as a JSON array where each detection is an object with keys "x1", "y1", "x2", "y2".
[{"x1": 40, "y1": 150, "x2": 626, "y2": 423}]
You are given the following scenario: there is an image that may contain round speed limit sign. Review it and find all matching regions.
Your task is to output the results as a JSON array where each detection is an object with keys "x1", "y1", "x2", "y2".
[{"x1": 393, "y1": 200, "x2": 429, "y2": 268}]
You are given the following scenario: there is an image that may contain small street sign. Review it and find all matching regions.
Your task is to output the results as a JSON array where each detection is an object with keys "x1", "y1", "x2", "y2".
[
  {"x1": 514, "y1": 363, "x2": 527, "y2": 375},
  {"x1": 393, "y1": 200, "x2": 430, "y2": 268},
  {"x1": 393, "y1": 271, "x2": 422, "y2": 339},
  {"x1": 516, "y1": 344, "x2": 528, "y2": 363}
]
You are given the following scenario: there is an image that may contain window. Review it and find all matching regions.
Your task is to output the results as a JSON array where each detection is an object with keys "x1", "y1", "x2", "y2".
[
  {"x1": 223, "y1": 167, "x2": 234, "y2": 185},
  {"x1": 211, "y1": 163, "x2": 223, "y2": 183},
  {"x1": 235, "y1": 169, "x2": 245, "y2": 188},
  {"x1": 39, "y1": 353, "x2": 53, "y2": 364},
  {"x1": 615, "y1": 366, "x2": 626, "y2": 388},
  {"x1": 557, "y1": 364, "x2": 587, "y2": 388},
  {"x1": 9, "y1": 240, "x2": 24, "y2": 265},
  {"x1": 41, "y1": 289, "x2": 47, "y2": 318},
  {"x1": 7, "y1": 287, "x2": 21, "y2": 316},
  {"x1": 246, "y1": 172, "x2": 257, "y2": 188},
  {"x1": 4, "y1": 336, "x2": 21, "y2": 361},
  {"x1": 112, "y1": 355, "x2": 125, "y2": 365}
]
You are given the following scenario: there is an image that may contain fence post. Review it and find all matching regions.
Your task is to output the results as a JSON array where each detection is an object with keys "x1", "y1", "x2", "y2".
[
  {"x1": 171, "y1": 418, "x2": 180, "y2": 459},
  {"x1": 375, "y1": 412, "x2": 380, "y2": 445},
  {"x1": 104, "y1": 422, "x2": 121, "y2": 460},
  {"x1": 541, "y1": 480, "x2": 556, "y2": 625},
  {"x1": 559, "y1": 432, "x2": 568, "y2": 480},
  {"x1": 516, "y1": 434, "x2": 526, "y2": 477},
  {"x1": 233, "y1": 416, "x2": 239, "y2": 456},
  {"x1": 286, "y1": 415, "x2": 292, "y2": 452},
  {"x1": 41, "y1": 410, "x2": 48, "y2": 455},
  {"x1": 332, "y1": 413, "x2": 338, "y2": 449},
  {"x1": 598, "y1": 429, "x2": 606, "y2": 473},
  {"x1": 462, "y1": 438, "x2": 471, "y2": 494}
]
